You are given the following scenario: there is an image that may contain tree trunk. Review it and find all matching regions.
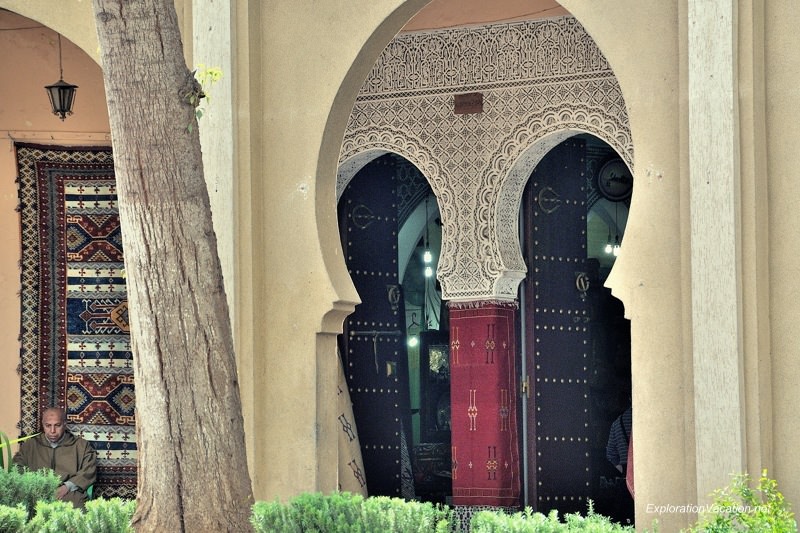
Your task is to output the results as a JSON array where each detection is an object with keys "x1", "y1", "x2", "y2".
[{"x1": 92, "y1": 1, "x2": 254, "y2": 531}]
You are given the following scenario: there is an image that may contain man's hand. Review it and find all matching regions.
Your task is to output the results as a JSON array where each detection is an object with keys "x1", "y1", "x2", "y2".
[{"x1": 55, "y1": 484, "x2": 70, "y2": 500}]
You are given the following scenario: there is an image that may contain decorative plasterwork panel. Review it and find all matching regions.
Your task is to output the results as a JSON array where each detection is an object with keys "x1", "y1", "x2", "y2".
[{"x1": 338, "y1": 16, "x2": 632, "y2": 301}]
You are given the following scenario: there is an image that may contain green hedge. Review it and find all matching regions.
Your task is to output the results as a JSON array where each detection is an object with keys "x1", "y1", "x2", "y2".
[
  {"x1": 19, "y1": 498, "x2": 134, "y2": 533},
  {"x1": 251, "y1": 492, "x2": 454, "y2": 533},
  {"x1": 470, "y1": 506, "x2": 635, "y2": 533},
  {"x1": 0, "y1": 504, "x2": 27, "y2": 532},
  {"x1": 0, "y1": 468, "x2": 793, "y2": 533},
  {"x1": 0, "y1": 498, "x2": 135, "y2": 533},
  {"x1": 0, "y1": 469, "x2": 60, "y2": 519}
]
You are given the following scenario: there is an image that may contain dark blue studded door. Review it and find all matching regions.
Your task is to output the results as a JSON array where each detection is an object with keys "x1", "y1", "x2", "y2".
[
  {"x1": 522, "y1": 138, "x2": 593, "y2": 514},
  {"x1": 338, "y1": 155, "x2": 413, "y2": 498}
]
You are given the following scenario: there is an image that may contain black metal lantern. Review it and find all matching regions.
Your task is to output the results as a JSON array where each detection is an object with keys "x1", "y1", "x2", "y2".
[{"x1": 45, "y1": 35, "x2": 78, "y2": 121}]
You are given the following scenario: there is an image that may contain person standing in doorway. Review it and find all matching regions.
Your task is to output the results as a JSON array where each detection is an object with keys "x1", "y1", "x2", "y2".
[{"x1": 606, "y1": 406, "x2": 632, "y2": 475}]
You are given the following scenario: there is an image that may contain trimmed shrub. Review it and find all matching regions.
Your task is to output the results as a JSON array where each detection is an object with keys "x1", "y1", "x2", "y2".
[
  {"x1": 470, "y1": 505, "x2": 636, "y2": 532},
  {"x1": 251, "y1": 491, "x2": 453, "y2": 533},
  {"x1": 22, "y1": 500, "x2": 83, "y2": 533},
  {"x1": 360, "y1": 495, "x2": 452, "y2": 532},
  {"x1": 0, "y1": 468, "x2": 60, "y2": 519},
  {"x1": 81, "y1": 498, "x2": 135, "y2": 533},
  {"x1": 18, "y1": 498, "x2": 134, "y2": 533},
  {"x1": 0, "y1": 504, "x2": 27, "y2": 533}
]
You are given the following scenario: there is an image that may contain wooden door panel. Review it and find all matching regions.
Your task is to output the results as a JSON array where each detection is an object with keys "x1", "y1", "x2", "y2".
[
  {"x1": 339, "y1": 156, "x2": 412, "y2": 497},
  {"x1": 523, "y1": 138, "x2": 591, "y2": 514}
]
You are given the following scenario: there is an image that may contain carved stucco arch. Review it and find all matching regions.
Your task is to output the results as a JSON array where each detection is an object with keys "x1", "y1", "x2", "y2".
[
  {"x1": 340, "y1": 16, "x2": 632, "y2": 303},
  {"x1": 337, "y1": 108, "x2": 633, "y2": 303},
  {"x1": 489, "y1": 104, "x2": 634, "y2": 299},
  {"x1": 337, "y1": 127, "x2": 461, "y2": 291},
  {"x1": 337, "y1": 127, "x2": 447, "y2": 202}
]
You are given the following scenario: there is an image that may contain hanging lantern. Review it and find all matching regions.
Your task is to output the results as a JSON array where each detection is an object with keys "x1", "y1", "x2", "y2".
[
  {"x1": 46, "y1": 79, "x2": 78, "y2": 121},
  {"x1": 45, "y1": 35, "x2": 78, "y2": 121}
]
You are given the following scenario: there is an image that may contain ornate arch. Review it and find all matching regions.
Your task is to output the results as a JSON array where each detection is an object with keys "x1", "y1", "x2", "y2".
[
  {"x1": 340, "y1": 16, "x2": 632, "y2": 302},
  {"x1": 338, "y1": 127, "x2": 447, "y2": 201},
  {"x1": 489, "y1": 104, "x2": 634, "y2": 299},
  {"x1": 337, "y1": 128, "x2": 458, "y2": 292}
]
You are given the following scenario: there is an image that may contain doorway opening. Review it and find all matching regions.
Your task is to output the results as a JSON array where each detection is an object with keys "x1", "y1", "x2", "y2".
[
  {"x1": 337, "y1": 153, "x2": 450, "y2": 504},
  {"x1": 520, "y1": 134, "x2": 633, "y2": 524}
]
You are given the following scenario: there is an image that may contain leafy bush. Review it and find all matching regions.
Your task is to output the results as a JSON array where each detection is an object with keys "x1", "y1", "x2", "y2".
[
  {"x1": 0, "y1": 468, "x2": 60, "y2": 519},
  {"x1": 360, "y1": 495, "x2": 452, "y2": 532},
  {"x1": 470, "y1": 504, "x2": 636, "y2": 532},
  {"x1": 22, "y1": 500, "x2": 83, "y2": 533},
  {"x1": 14, "y1": 498, "x2": 134, "y2": 533},
  {"x1": 81, "y1": 498, "x2": 135, "y2": 533},
  {"x1": 0, "y1": 503, "x2": 27, "y2": 532},
  {"x1": 251, "y1": 491, "x2": 453, "y2": 533},
  {"x1": 683, "y1": 470, "x2": 797, "y2": 533}
]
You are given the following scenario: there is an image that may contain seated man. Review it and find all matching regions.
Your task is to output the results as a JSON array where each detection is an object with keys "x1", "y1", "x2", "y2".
[{"x1": 13, "y1": 407, "x2": 97, "y2": 508}]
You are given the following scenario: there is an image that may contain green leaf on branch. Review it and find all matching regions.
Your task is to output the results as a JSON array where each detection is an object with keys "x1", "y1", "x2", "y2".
[
  {"x1": 0, "y1": 432, "x2": 40, "y2": 473},
  {"x1": 185, "y1": 64, "x2": 223, "y2": 132}
]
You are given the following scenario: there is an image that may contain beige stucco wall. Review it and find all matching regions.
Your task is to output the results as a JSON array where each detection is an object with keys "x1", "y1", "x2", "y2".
[
  {"x1": 249, "y1": 0, "x2": 694, "y2": 522},
  {"x1": 562, "y1": 3, "x2": 690, "y2": 528},
  {"x1": 765, "y1": 0, "x2": 800, "y2": 508},
  {"x1": 565, "y1": 1, "x2": 800, "y2": 528},
  {"x1": 566, "y1": 0, "x2": 800, "y2": 527},
  {"x1": 2, "y1": 1, "x2": 798, "y2": 531},
  {"x1": 236, "y1": 0, "x2": 432, "y2": 500},
  {"x1": 0, "y1": 4, "x2": 110, "y2": 442}
]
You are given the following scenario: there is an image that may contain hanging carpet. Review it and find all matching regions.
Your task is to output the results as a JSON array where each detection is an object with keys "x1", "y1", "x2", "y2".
[{"x1": 16, "y1": 143, "x2": 136, "y2": 499}]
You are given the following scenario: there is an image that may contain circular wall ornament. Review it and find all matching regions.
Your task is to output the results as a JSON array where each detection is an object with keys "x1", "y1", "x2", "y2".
[{"x1": 597, "y1": 158, "x2": 633, "y2": 201}]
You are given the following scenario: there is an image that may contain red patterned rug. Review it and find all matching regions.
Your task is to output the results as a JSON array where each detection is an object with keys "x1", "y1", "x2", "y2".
[
  {"x1": 449, "y1": 301, "x2": 521, "y2": 507},
  {"x1": 16, "y1": 143, "x2": 136, "y2": 499}
]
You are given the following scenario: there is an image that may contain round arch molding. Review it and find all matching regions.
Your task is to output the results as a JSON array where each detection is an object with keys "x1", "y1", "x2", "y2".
[
  {"x1": 0, "y1": 1, "x2": 101, "y2": 62},
  {"x1": 337, "y1": 128, "x2": 448, "y2": 202},
  {"x1": 315, "y1": 0, "x2": 433, "y2": 334}
]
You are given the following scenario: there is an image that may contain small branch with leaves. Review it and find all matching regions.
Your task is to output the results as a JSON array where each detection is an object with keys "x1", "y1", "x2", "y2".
[
  {"x1": 184, "y1": 64, "x2": 223, "y2": 132},
  {"x1": 0, "y1": 431, "x2": 40, "y2": 472}
]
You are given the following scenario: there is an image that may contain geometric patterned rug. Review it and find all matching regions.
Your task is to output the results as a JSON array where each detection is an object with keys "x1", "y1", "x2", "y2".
[{"x1": 15, "y1": 143, "x2": 137, "y2": 499}]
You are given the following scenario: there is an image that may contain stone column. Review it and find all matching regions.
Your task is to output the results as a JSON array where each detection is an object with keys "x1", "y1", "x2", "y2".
[
  {"x1": 688, "y1": 0, "x2": 746, "y2": 501},
  {"x1": 192, "y1": 0, "x2": 236, "y2": 316}
]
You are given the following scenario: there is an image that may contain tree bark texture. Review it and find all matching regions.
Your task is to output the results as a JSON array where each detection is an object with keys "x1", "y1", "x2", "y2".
[{"x1": 92, "y1": 1, "x2": 254, "y2": 531}]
